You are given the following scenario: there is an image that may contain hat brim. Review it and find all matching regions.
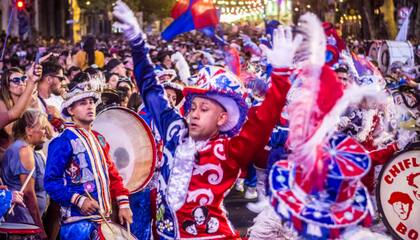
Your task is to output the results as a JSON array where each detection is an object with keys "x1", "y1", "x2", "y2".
[
  {"x1": 269, "y1": 160, "x2": 371, "y2": 232},
  {"x1": 61, "y1": 91, "x2": 101, "y2": 118},
  {"x1": 183, "y1": 87, "x2": 248, "y2": 136}
]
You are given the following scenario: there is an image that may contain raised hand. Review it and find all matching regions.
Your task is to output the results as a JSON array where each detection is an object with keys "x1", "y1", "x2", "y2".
[
  {"x1": 259, "y1": 26, "x2": 303, "y2": 68},
  {"x1": 112, "y1": 0, "x2": 143, "y2": 41},
  {"x1": 26, "y1": 63, "x2": 43, "y2": 84}
]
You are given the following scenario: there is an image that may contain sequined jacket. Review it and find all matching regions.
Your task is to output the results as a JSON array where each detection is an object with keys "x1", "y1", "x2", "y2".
[
  {"x1": 0, "y1": 189, "x2": 12, "y2": 218},
  {"x1": 44, "y1": 126, "x2": 129, "y2": 223},
  {"x1": 131, "y1": 37, "x2": 291, "y2": 239}
]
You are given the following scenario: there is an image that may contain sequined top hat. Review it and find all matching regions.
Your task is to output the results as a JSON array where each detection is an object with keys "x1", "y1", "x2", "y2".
[
  {"x1": 61, "y1": 82, "x2": 101, "y2": 118},
  {"x1": 269, "y1": 134, "x2": 373, "y2": 239}
]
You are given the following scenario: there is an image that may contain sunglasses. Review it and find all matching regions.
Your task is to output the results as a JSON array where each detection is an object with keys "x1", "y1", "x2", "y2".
[
  {"x1": 52, "y1": 75, "x2": 66, "y2": 81},
  {"x1": 46, "y1": 74, "x2": 66, "y2": 82},
  {"x1": 9, "y1": 76, "x2": 27, "y2": 84}
]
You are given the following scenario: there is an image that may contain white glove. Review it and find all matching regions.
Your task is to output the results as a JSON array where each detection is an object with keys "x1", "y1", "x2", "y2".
[
  {"x1": 112, "y1": 0, "x2": 143, "y2": 41},
  {"x1": 259, "y1": 26, "x2": 303, "y2": 68}
]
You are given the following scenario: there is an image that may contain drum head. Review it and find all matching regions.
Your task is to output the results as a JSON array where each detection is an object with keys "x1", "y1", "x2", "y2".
[
  {"x1": 99, "y1": 222, "x2": 137, "y2": 240},
  {"x1": 379, "y1": 41, "x2": 414, "y2": 73},
  {"x1": 376, "y1": 147, "x2": 420, "y2": 240},
  {"x1": 93, "y1": 107, "x2": 156, "y2": 193},
  {"x1": 0, "y1": 222, "x2": 41, "y2": 234}
]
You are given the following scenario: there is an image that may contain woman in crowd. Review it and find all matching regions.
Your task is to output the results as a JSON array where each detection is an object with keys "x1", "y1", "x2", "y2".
[
  {"x1": 0, "y1": 65, "x2": 42, "y2": 159},
  {"x1": 73, "y1": 35, "x2": 105, "y2": 70},
  {"x1": 1, "y1": 109, "x2": 48, "y2": 239}
]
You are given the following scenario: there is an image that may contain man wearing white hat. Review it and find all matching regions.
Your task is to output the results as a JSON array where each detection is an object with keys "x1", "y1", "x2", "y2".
[{"x1": 44, "y1": 82, "x2": 133, "y2": 239}]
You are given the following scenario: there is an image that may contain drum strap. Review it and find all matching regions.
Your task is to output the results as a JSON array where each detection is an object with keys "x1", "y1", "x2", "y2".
[{"x1": 67, "y1": 127, "x2": 112, "y2": 217}]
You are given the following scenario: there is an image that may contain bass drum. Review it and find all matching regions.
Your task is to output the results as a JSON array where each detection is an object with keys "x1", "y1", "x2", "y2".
[
  {"x1": 376, "y1": 143, "x2": 420, "y2": 240},
  {"x1": 378, "y1": 40, "x2": 414, "y2": 73},
  {"x1": 92, "y1": 107, "x2": 156, "y2": 193}
]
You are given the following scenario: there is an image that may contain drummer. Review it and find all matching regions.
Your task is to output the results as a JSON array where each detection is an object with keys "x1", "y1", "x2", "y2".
[
  {"x1": 43, "y1": 81, "x2": 133, "y2": 239},
  {"x1": 114, "y1": 2, "x2": 293, "y2": 238}
]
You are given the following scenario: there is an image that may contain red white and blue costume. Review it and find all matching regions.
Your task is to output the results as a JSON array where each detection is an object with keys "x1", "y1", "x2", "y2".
[
  {"x1": 131, "y1": 35, "x2": 291, "y2": 239},
  {"x1": 44, "y1": 85, "x2": 130, "y2": 239}
]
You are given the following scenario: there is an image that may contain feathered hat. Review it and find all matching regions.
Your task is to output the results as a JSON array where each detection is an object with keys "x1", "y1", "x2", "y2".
[
  {"x1": 61, "y1": 82, "x2": 101, "y2": 118},
  {"x1": 268, "y1": 13, "x2": 378, "y2": 239}
]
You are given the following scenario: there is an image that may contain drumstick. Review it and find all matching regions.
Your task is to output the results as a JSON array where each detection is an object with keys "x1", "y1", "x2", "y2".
[
  {"x1": 84, "y1": 190, "x2": 115, "y2": 234},
  {"x1": 6, "y1": 168, "x2": 35, "y2": 216},
  {"x1": 127, "y1": 222, "x2": 131, "y2": 237}
]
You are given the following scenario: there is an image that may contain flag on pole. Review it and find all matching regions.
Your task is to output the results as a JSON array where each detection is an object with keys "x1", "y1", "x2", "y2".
[
  {"x1": 351, "y1": 52, "x2": 382, "y2": 78},
  {"x1": 395, "y1": 7, "x2": 413, "y2": 41},
  {"x1": 162, "y1": 0, "x2": 219, "y2": 41}
]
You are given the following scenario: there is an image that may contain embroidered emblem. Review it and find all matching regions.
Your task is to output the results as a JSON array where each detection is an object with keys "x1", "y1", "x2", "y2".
[
  {"x1": 97, "y1": 135, "x2": 107, "y2": 148},
  {"x1": 182, "y1": 206, "x2": 220, "y2": 235},
  {"x1": 66, "y1": 159, "x2": 81, "y2": 184}
]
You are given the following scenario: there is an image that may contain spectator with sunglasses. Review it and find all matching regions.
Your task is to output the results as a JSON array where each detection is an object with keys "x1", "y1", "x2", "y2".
[
  {"x1": 0, "y1": 65, "x2": 42, "y2": 159},
  {"x1": 37, "y1": 61, "x2": 67, "y2": 117}
]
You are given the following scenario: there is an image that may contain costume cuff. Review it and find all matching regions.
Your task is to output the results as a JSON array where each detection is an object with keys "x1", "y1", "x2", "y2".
[
  {"x1": 71, "y1": 193, "x2": 87, "y2": 209},
  {"x1": 272, "y1": 67, "x2": 294, "y2": 76},
  {"x1": 116, "y1": 195, "x2": 130, "y2": 209},
  {"x1": 130, "y1": 35, "x2": 145, "y2": 47}
]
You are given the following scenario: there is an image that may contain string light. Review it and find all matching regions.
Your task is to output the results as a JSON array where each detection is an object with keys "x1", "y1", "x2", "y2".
[{"x1": 215, "y1": 0, "x2": 266, "y2": 22}]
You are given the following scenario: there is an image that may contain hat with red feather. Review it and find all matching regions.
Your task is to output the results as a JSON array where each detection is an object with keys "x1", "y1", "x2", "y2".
[{"x1": 268, "y1": 13, "x2": 374, "y2": 239}]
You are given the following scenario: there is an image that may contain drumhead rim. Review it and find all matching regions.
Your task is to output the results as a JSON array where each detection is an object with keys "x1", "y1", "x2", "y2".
[
  {"x1": 96, "y1": 106, "x2": 157, "y2": 193},
  {"x1": 375, "y1": 142, "x2": 420, "y2": 240},
  {"x1": 98, "y1": 222, "x2": 138, "y2": 240},
  {"x1": 0, "y1": 222, "x2": 41, "y2": 234}
]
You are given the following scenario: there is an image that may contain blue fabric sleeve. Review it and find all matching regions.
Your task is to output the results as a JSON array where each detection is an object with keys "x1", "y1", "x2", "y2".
[
  {"x1": 131, "y1": 37, "x2": 184, "y2": 142},
  {"x1": 0, "y1": 189, "x2": 12, "y2": 218},
  {"x1": 44, "y1": 136, "x2": 75, "y2": 207}
]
